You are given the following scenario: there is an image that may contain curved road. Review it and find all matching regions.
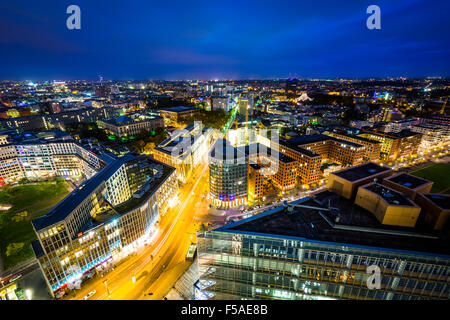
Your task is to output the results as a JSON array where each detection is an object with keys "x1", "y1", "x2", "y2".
[{"x1": 67, "y1": 162, "x2": 210, "y2": 300}]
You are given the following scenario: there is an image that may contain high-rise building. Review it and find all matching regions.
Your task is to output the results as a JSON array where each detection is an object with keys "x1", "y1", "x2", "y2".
[
  {"x1": 209, "y1": 139, "x2": 248, "y2": 208},
  {"x1": 285, "y1": 78, "x2": 298, "y2": 98}
]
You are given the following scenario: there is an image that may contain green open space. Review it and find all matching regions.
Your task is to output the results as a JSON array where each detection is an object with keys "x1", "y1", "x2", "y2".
[
  {"x1": 410, "y1": 163, "x2": 450, "y2": 193},
  {"x1": 0, "y1": 178, "x2": 70, "y2": 270}
]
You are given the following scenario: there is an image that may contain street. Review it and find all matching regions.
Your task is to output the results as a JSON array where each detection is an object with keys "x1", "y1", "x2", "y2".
[{"x1": 66, "y1": 161, "x2": 210, "y2": 300}]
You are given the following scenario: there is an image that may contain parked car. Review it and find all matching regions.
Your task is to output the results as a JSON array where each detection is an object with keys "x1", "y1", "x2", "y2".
[{"x1": 83, "y1": 290, "x2": 96, "y2": 300}]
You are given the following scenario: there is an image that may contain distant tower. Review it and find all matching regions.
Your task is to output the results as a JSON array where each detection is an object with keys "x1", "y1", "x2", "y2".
[{"x1": 286, "y1": 78, "x2": 298, "y2": 98}]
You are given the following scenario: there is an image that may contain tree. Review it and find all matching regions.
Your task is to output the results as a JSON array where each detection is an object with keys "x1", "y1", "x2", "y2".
[
  {"x1": 144, "y1": 142, "x2": 156, "y2": 154},
  {"x1": 131, "y1": 139, "x2": 146, "y2": 153},
  {"x1": 6, "y1": 242, "x2": 25, "y2": 257},
  {"x1": 18, "y1": 177, "x2": 30, "y2": 185}
]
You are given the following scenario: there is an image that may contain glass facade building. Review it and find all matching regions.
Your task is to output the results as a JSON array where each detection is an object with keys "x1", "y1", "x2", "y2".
[
  {"x1": 31, "y1": 155, "x2": 178, "y2": 296},
  {"x1": 209, "y1": 139, "x2": 248, "y2": 208},
  {"x1": 197, "y1": 196, "x2": 450, "y2": 300}
]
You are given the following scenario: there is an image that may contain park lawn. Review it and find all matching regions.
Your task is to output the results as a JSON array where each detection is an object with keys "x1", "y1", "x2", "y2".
[
  {"x1": 410, "y1": 163, "x2": 450, "y2": 193},
  {"x1": 0, "y1": 178, "x2": 70, "y2": 270}
]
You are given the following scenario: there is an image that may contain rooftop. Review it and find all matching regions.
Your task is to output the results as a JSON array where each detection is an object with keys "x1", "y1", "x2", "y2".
[
  {"x1": 209, "y1": 139, "x2": 247, "y2": 162},
  {"x1": 286, "y1": 133, "x2": 364, "y2": 149},
  {"x1": 155, "y1": 122, "x2": 210, "y2": 159},
  {"x1": 361, "y1": 129, "x2": 421, "y2": 139},
  {"x1": 159, "y1": 106, "x2": 198, "y2": 113},
  {"x1": 279, "y1": 139, "x2": 321, "y2": 158},
  {"x1": 221, "y1": 190, "x2": 450, "y2": 256},
  {"x1": 328, "y1": 131, "x2": 382, "y2": 144},
  {"x1": 99, "y1": 113, "x2": 161, "y2": 126},
  {"x1": 333, "y1": 162, "x2": 392, "y2": 182},
  {"x1": 423, "y1": 194, "x2": 450, "y2": 210},
  {"x1": 242, "y1": 143, "x2": 297, "y2": 164},
  {"x1": 361, "y1": 183, "x2": 415, "y2": 206},
  {"x1": 32, "y1": 154, "x2": 136, "y2": 231},
  {"x1": 284, "y1": 134, "x2": 331, "y2": 145},
  {"x1": 113, "y1": 157, "x2": 175, "y2": 215},
  {"x1": 3, "y1": 129, "x2": 72, "y2": 145},
  {"x1": 385, "y1": 173, "x2": 433, "y2": 190}
]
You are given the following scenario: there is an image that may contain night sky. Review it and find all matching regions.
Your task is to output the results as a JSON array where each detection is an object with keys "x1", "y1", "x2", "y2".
[{"x1": 1, "y1": 0, "x2": 449, "y2": 80}]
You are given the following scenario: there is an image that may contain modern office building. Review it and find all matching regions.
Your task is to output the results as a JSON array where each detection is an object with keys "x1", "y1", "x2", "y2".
[
  {"x1": 0, "y1": 107, "x2": 117, "y2": 131},
  {"x1": 248, "y1": 163, "x2": 265, "y2": 201},
  {"x1": 383, "y1": 118, "x2": 420, "y2": 133},
  {"x1": 411, "y1": 124, "x2": 450, "y2": 153},
  {"x1": 285, "y1": 78, "x2": 298, "y2": 98},
  {"x1": 159, "y1": 106, "x2": 200, "y2": 123},
  {"x1": 271, "y1": 135, "x2": 366, "y2": 185},
  {"x1": 209, "y1": 139, "x2": 248, "y2": 208},
  {"x1": 242, "y1": 143, "x2": 298, "y2": 192},
  {"x1": 197, "y1": 190, "x2": 450, "y2": 300},
  {"x1": 153, "y1": 122, "x2": 213, "y2": 182},
  {"x1": 274, "y1": 139, "x2": 322, "y2": 185},
  {"x1": 325, "y1": 131, "x2": 382, "y2": 162},
  {"x1": 0, "y1": 131, "x2": 116, "y2": 183},
  {"x1": 358, "y1": 130, "x2": 423, "y2": 161},
  {"x1": 97, "y1": 113, "x2": 164, "y2": 138},
  {"x1": 211, "y1": 96, "x2": 232, "y2": 112},
  {"x1": 31, "y1": 154, "x2": 178, "y2": 296},
  {"x1": 227, "y1": 127, "x2": 258, "y2": 147}
]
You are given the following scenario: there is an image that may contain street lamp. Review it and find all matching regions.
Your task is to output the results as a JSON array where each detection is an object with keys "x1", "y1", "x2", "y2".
[{"x1": 103, "y1": 280, "x2": 111, "y2": 299}]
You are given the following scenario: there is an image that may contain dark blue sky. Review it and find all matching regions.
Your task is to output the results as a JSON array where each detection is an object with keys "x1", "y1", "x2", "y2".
[{"x1": 1, "y1": 0, "x2": 449, "y2": 80}]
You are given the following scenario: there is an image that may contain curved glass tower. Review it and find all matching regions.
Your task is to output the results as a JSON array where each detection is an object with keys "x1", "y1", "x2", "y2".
[{"x1": 209, "y1": 139, "x2": 248, "y2": 208}]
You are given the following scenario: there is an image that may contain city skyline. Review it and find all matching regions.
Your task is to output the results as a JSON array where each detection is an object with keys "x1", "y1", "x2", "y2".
[
  {"x1": 1, "y1": 0, "x2": 450, "y2": 80},
  {"x1": 0, "y1": 0, "x2": 449, "y2": 305}
]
